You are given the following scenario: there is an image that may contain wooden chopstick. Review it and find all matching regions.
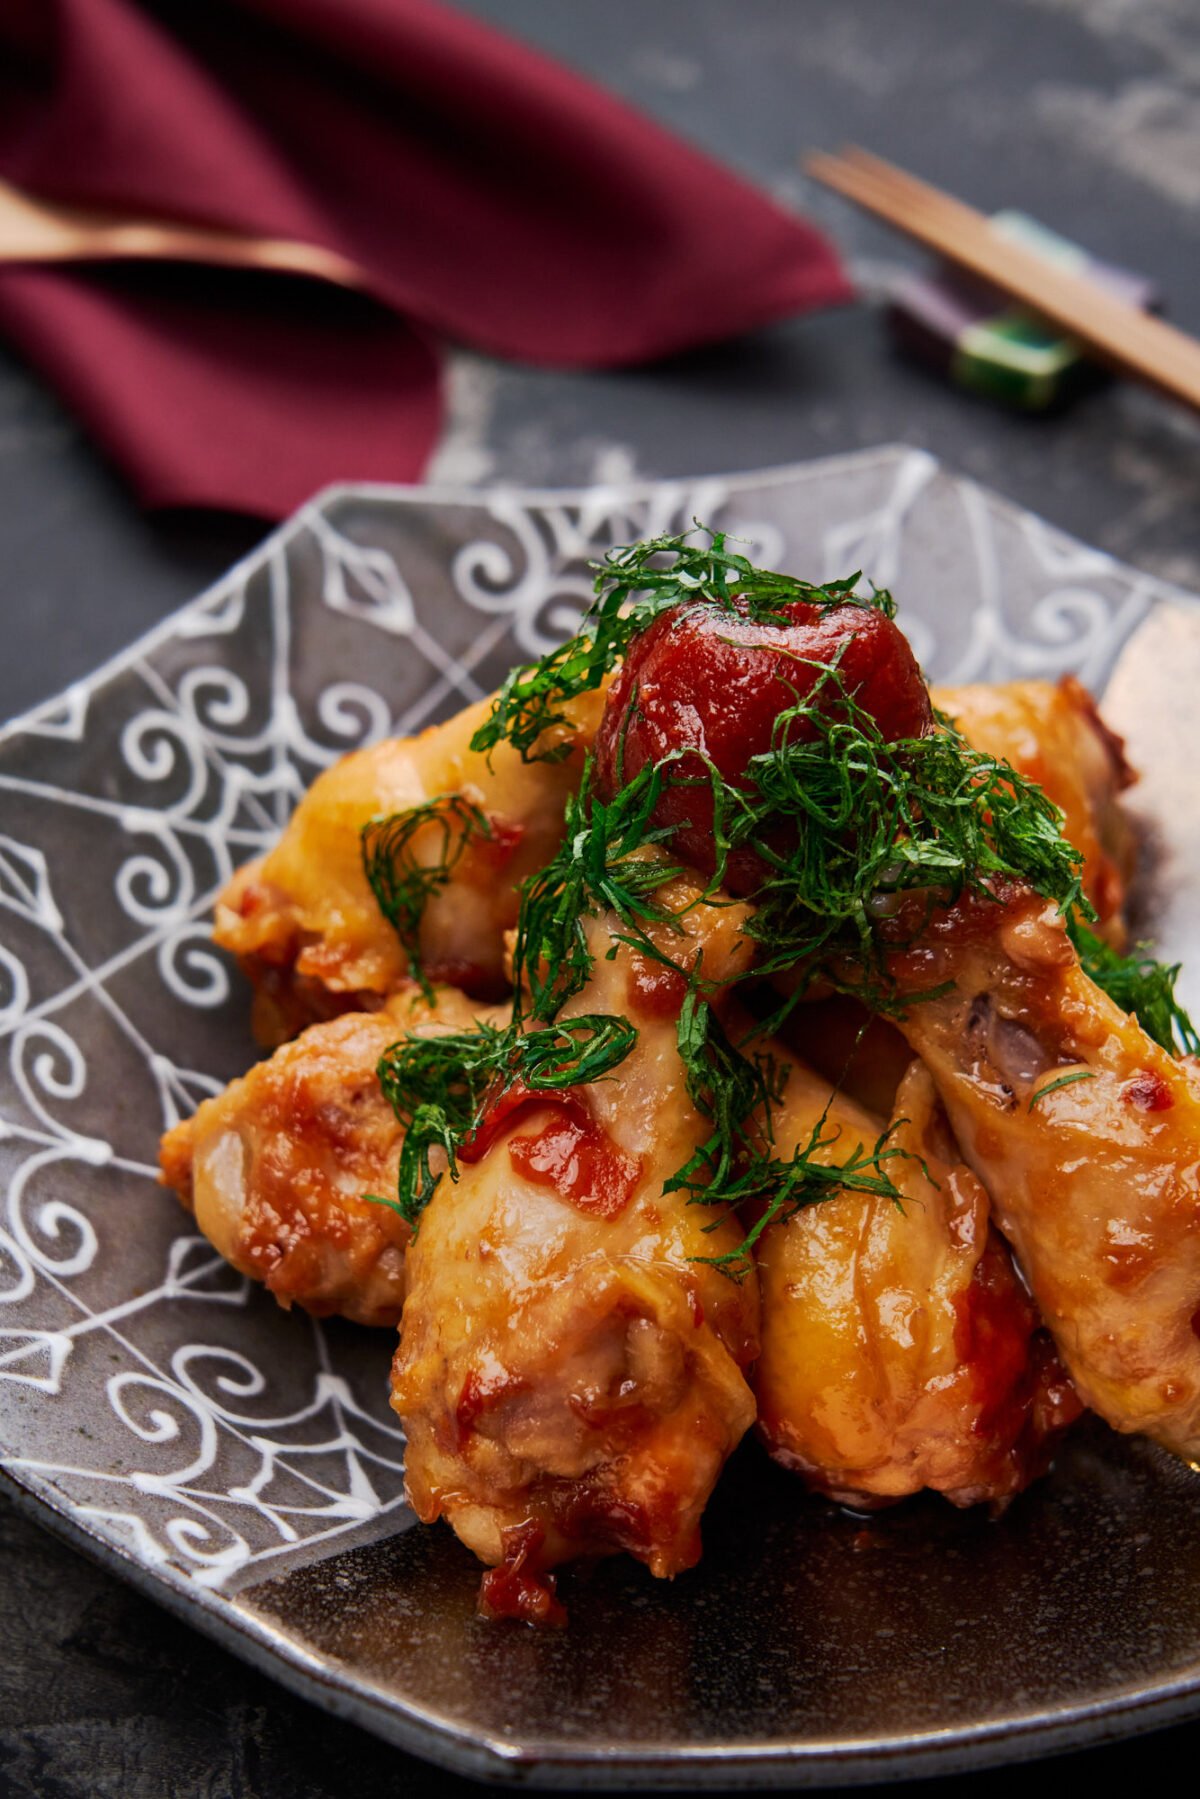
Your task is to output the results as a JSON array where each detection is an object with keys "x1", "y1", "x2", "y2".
[{"x1": 804, "y1": 146, "x2": 1200, "y2": 412}]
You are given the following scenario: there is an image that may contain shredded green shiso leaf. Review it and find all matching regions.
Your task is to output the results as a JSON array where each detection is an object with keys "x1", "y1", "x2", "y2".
[
  {"x1": 1067, "y1": 916, "x2": 1199, "y2": 1056},
  {"x1": 361, "y1": 794, "x2": 493, "y2": 1004},
  {"x1": 468, "y1": 530, "x2": 894, "y2": 765},
  {"x1": 662, "y1": 990, "x2": 910, "y2": 1282},
  {"x1": 1028, "y1": 1069, "x2": 1097, "y2": 1111},
  {"x1": 368, "y1": 1013, "x2": 637, "y2": 1230}
]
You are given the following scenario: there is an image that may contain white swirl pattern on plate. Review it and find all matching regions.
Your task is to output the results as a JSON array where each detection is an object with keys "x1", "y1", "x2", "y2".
[{"x1": 0, "y1": 446, "x2": 1192, "y2": 1596}]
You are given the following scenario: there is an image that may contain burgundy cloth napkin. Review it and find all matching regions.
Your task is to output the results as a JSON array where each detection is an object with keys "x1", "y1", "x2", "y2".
[{"x1": 0, "y1": 0, "x2": 852, "y2": 517}]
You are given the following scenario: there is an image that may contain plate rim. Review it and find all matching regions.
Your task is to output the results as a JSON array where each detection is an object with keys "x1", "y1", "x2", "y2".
[
  {"x1": 7, "y1": 440, "x2": 1198, "y2": 751},
  {"x1": 5, "y1": 1456, "x2": 1200, "y2": 1789}
]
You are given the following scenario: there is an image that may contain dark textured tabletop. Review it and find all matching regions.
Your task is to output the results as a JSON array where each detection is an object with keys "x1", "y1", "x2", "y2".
[{"x1": 1, "y1": 1, "x2": 1198, "y2": 1793}]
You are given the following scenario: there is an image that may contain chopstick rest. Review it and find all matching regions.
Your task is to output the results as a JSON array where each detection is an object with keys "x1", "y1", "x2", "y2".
[
  {"x1": 805, "y1": 146, "x2": 1200, "y2": 413},
  {"x1": 887, "y1": 211, "x2": 1162, "y2": 410}
]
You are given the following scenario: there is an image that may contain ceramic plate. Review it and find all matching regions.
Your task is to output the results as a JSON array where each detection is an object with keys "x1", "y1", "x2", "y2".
[{"x1": 3, "y1": 445, "x2": 1200, "y2": 1787}]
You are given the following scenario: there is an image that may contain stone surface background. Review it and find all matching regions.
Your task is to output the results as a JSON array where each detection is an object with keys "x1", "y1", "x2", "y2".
[{"x1": 1, "y1": 0, "x2": 1197, "y2": 1792}]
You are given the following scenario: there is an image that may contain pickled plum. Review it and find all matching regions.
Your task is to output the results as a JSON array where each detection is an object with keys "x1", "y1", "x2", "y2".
[{"x1": 593, "y1": 596, "x2": 931, "y2": 891}]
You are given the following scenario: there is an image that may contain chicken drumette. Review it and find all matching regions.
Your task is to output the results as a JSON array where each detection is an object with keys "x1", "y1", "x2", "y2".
[
  {"x1": 160, "y1": 986, "x2": 505, "y2": 1327},
  {"x1": 215, "y1": 688, "x2": 604, "y2": 1044},
  {"x1": 391, "y1": 874, "x2": 761, "y2": 1615}
]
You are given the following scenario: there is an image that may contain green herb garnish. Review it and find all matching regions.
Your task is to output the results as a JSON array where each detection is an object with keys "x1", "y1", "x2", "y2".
[
  {"x1": 1067, "y1": 916, "x2": 1199, "y2": 1055},
  {"x1": 469, "y1": 527, "x2": 890, "y2": 764},
  {"x1": 470, "y1": 531, "x2": 1090, "y2": 1009},
  {"x1": 697, "y1": 1113, "x2": 910, "y2": 1283},
  {"x1": 364, "y1": 528, "x2": 1148, "y2": 1272},
  {"x1": 370, "y1": 1012, "x2": 637, "y2": 1230},
  {"x1": 661, "y1": 988, "x2": 908, "y2": 1280},
  {"x1": 1029, "y1": 1069, "x2": 1097, "y2": 1110},
  {"x1": 722, "y1": 673, "x2": 1089, "y2": 1008},
  {"x1": 361, "y1": 794, "x2": 492, "y2": 1002},
  {"x1": 664, "y1": 991, "x2": 782, "y2": 1203},
  {"x1": 510, "y1": 755, "x2": 690, "y2": 1024}
]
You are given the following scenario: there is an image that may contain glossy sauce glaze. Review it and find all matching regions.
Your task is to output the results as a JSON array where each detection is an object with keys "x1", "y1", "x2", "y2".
[
  {"x1": 389, "y1": 878, "x2": 761, "y2": 1592},
  {"x1": 884, "y1": 885, "x2": 1200, "y2": 1457},
  {"x1": 753, "y1": 1057, "x2": 1079, "y2": 1508}
]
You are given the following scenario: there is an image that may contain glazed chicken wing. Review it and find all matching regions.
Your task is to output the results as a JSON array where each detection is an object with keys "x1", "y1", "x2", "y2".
[
  {"x1": 935, "y1": 677, "x2": 1135, "y2": 941},
  {"x1": 390, "y1": 878, "x2": 760, "y2": 1614},
  {"x1": 755, "y1": 1054, "x2": 1079, "y2": 1507},
  {"x1": 215, "y1": 688, "x2": 604, "y2": 1044},
  {"x1": 160, "y1": 987, "x2": 505, "y2": 1327},
  {"x1": 888, "y1": 886, "x2": 1200, "y2": 1459}
]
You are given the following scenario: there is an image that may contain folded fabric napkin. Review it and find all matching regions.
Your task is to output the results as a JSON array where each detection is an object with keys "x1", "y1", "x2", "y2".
[{"x1": 0, "y1": 0, "x2": 852, "y2": 517}]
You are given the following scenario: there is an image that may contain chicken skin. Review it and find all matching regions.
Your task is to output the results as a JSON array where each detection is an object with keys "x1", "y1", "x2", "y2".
[
  {"x1": 215, "y1": 688, "x2": 605, "y2": 1044},
  {"x1": 160, "y1": 987, "x2": 505, "y2": 1327},
  {"x1": 783, "y1": 677, "x2": 1138, "y2": 1119},
  {"x1": 934, "y1": 677, "x2": 1134, "y2": 941},
  {"x1": 887, "y1": 885, "x2": 1200, "y2": 1460},
  {"x1": 390, "y1": 877, "x2": 761, "y2": 1613},
  {"x1": 754, "y1": 1054, "x2": 1079, "y2": 1508}
]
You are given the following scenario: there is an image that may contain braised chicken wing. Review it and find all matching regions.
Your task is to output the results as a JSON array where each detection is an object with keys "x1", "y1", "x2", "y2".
[
  {"x1": 935, "y1": 677, "x2": 1135, "y2": 940},
  {"x1": 215, "y1": 689, "x2": 604, "y2": 1044},
  {"x1": 391, "y1": 878, "x2": 760, "y2": 1611},
  {"x1": 888, "y1": 886, "x2": 1200, "y2": 1460},
  {"x1": 160, "y1": 987, "x2": 505, "y2": 1327},
  {"x1": 754, "y1": 1054, "x2": 1079, "y2": 1507}
]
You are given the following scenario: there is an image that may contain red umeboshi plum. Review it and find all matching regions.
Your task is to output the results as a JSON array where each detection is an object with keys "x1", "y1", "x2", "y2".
[{"x1": 593, "y1": 596, "x2": 931, "y2": 892}]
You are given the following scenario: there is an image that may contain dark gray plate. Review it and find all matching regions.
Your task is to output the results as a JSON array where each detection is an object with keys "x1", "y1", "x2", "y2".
[{"x1": 2, "y1": 446, "x2": 1199, "y2": 1786}]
